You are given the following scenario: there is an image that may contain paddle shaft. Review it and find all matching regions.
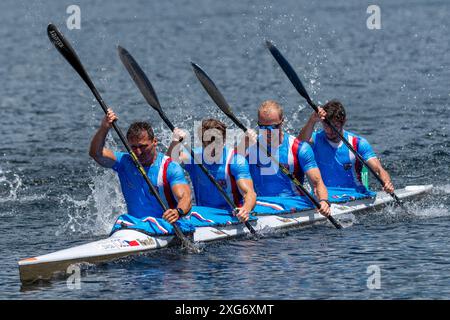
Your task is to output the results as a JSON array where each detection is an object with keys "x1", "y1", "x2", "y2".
[{"x1": 46, "y1": 24, "x2": 193, "y2": 247}]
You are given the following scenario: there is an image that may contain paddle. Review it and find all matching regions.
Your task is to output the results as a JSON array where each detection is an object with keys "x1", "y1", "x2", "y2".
[
  {"x1": 46, "y1": 24, "x2": 200, "y2": 253},
  {"x1": 265, "y1": 41, "x2": 405, "y2": 209},
  {"x1": 117, "y1": 46, "x2": 256, "y2": 235},
  {"x1": 191, "y1": 62, "x2": 343, "y2": 229}
]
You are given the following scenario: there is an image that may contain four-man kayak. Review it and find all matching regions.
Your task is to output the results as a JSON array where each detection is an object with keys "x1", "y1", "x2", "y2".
[{"x1": 18, "y1": 185, "x2": 432, "y2": 284}]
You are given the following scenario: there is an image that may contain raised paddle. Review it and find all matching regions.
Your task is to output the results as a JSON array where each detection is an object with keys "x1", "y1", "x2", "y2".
[
  {"x1": 265, "y1": 40, "x2": 405, "y2": 209},
  {"x1": 191, "y1": 62, "x2": 343, "y2": 229},
  {"x1": 46, "y1": 24, "x2": 200, "y2": 253},
  {"x1": 117, "y1": 46, "x2": 256, "y2": 235}
]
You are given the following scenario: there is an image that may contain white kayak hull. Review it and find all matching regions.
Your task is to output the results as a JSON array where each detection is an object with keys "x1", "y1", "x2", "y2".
[{"x1": 18, "y1": 185, "x2": 433, "y2": 283}]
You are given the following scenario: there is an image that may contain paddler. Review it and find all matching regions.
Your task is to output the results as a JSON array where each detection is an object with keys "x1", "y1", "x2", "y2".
[
  {"x1": 241, "y1": 100, "x2": 331, "y2": 217},
  {"x1": 89, "y1": 108, "x2": 192, "y2": 223},
  {"x1": 167, "y1": 118, "x2": 256, "y2": 222},
  {"x1": 297, "y1": 100, "x2": 395, "y2": 193}
]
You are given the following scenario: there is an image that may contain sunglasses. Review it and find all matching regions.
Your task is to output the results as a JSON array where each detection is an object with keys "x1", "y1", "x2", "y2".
[{"x1": 257, "y1": 121, "x2": 283, "y2": 130}]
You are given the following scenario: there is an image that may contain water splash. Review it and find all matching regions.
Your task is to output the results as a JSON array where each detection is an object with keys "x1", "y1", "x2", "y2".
[
  {"x1": 435, "y1": 185, "x2": 450, "y2": 195},
  {"x1": 56, "y1": 168, "x2": 126, "y2": 237},
  {"x1": 409, "y1": 203, "x2": 450, "y2": 219},
  {"x1": 363, "y1": 190, "x2": 450, "y2": 225},
  {"x1": 406, "y1": 185, "x2": 450, "y2": 219},
  {"x1": 336, "y1": 213, "x2": 357, "y2": 228},
  {"x1": 0, "y1": 167, "x2": 23, "y2": 202},
  {"x1": 56, "y1": 137, "x2": 126, "y2": 237}
]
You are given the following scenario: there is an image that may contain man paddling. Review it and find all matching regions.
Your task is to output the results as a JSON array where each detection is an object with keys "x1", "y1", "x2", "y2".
[
  {"x1": 242, "y1": 100, "x2": 331, "y2": 217},
  {"x1": 89, "y1": 108, "x2": 192, "y2": 223},
  {"x1": 297, "y1": 100, "x2": 394, "y2": 193},
  {"x1": 167, "y1": 119, "x2": 256, "y2": 222}
]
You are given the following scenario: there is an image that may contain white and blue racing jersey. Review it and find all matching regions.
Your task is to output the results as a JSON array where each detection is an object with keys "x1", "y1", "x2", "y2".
[
  {"x1": 112, "y1": 152, "x2": 188, "y2": 219},
  {"x1": 183, "y1": 146, "x2": 252, "y2": 210},
  {"x1": 247, "y1": 131, "x2": 318, "y2": 197},
  {"x1": 310, "y1": 130, "x2": 377, "y2": 188}
]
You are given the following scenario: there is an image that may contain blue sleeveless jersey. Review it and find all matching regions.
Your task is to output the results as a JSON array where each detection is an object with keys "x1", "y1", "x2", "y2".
[
  {"x1": 311, "y1": 130, "x2": 376, "y2": 189},
  {"x1": 112, "y1": 152, "x2": 188, "y2": 219},
  {"x1": 183, "y1": 146, "x2": 252, "y2": 210},
  {"x1": 247, "y1": 131, "x2": 318, "y2": 197}
]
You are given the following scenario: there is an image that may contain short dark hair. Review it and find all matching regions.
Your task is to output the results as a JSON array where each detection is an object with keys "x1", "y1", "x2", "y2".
[
  {"x1": 323, "y1": 100, "x2": 346, "y2": 124},
  {"x1": 200, "y1": 118, "x2": 227, "y2": 141},
  {"x1": 126, "y1": 122, "x2": 155, "y2": 140}
]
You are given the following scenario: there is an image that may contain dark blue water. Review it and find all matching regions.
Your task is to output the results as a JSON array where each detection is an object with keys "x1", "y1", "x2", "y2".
[{"x1": 0, "y1": 0, "x2": 449, "y2": 299}]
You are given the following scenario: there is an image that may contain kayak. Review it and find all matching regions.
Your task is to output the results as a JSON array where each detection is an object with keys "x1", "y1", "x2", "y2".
[{"x1": 18, "y1": 185, "x2": 432, "y2": 284}]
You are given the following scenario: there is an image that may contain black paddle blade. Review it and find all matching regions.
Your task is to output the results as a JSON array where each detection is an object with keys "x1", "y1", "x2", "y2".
[
  {"x1": 47, "y1": 24, "x2": 94, "y2": 90},
  {"x1": 191, "y1": 62, "x2": 246, "y2": 131},
  {"x1": 191, "y1": 62, "x2": 232, "y2": 115},
  {"x1": 265, "y1": 40, "x2": 317, "y2": 111},
  {"x1": 117, "y1": 46, "x2": 164, "y2": 114}
]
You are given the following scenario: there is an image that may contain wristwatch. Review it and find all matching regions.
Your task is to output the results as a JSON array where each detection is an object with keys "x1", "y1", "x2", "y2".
[
  {"x1": 319, "y1": 199, "x2": 331, "y2": 207},
  {"x1": 176, "y1": 208, "x2": 187, "y2": 217}
]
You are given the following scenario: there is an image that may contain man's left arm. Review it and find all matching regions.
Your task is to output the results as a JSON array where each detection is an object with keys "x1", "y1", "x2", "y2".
[
  {"x1": 365, "y1": 158, "x2": 394, "y2": 193},
  {"x1": 305, "y1": 168, "x2": 330, "y2": 217},
  {"x1": 173, "y1": 183, "x2": 192, "y2": 215},
  {"x1": 162, "y1": 184, "x2": 192, "y2": 224},
  {"x1": 299, "y1": 142, "x2": 330, "y2": 217},
  {"x1": 232, "y1": 154, "x2": 256, "y2": 222},
  {"x1": 162, "y1": 162, "x2": 193, "y2": 224},
  {"x1": 359, "y1": 138, "x2": 394, "y2": 194},
  {"x1": 236, "y1": 179, "x2": 256, "y2": 222}
]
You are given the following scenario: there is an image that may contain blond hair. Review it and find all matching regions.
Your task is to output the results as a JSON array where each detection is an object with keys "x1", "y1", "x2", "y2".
[{"x1": 258, "y1": 100, "x2": 284, "y2": 121}]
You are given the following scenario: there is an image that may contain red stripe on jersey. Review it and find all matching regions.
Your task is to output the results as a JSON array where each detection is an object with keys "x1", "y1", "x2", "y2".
[
  {"x1": 351, "y1": 136, "x2": 362, "y2": 182},
  {"x1": 291, "y1": 138, "x2": 305, "y2": 195},
  {"x1": 162, "y1": 158, "x2": 177, "y2": 209},
  {"x1": 227, "y1": 148, "x2": 243, "y2": 207}
]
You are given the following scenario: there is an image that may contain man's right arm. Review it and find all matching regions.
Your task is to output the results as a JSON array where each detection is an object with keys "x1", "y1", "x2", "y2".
[
  {"x1": 237, "y1": 129, "x2": 257, "y2": 156},
  {"x1": 297, "y1": 107, "x2": 326, "y2": 143},
  {"x1": 89, "y1": 108, "x2": 117, "y2": 168},
  {"x1": 166, "y1": 128, "x2": 190, "y2": 164}
]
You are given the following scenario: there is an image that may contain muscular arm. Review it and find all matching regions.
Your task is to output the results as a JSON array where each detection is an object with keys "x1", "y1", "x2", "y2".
[
  {"x1": 166, "y1": 142, "x2": 190, "y2": 164},
  {"x1": 166, "y1": 144, "x2": 190, "y2": 164},
  {"x1": 297, "y1": 113, "x2": 318, "y2": 143},
  {"x1": 297, "y1": 141, "x2": 329, "y2": 212},
  {"x1": 237, "y1": 129, "x2": 257, "y2": 156},
  {"x1": 304, "y1": 168, "x2": 331, "y2": 217},
  {"x1": 89, "y1": 110, "x2": 117, "y2": 168},
  {"x1": 236, "y1": 179, "x2": 257, "y2": 212},
  {"x1": 306, "y1": 168, "x2": 328, "y2": 201},
  {"x1": 166, "y1": 140, "x2": 181, "y2": 159},
  {"x1": 171, "y1": 184, "x2": 192, "y2": 215},
  {"x1": 166, "y1": 128, "x2": 190, "y2": 164},
  {"x1": 162, "y1": 183, "x2": 192, "y2": 224},
  {"x1": 366, "y1": 158, "x2": 394, "y2": 192}
]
